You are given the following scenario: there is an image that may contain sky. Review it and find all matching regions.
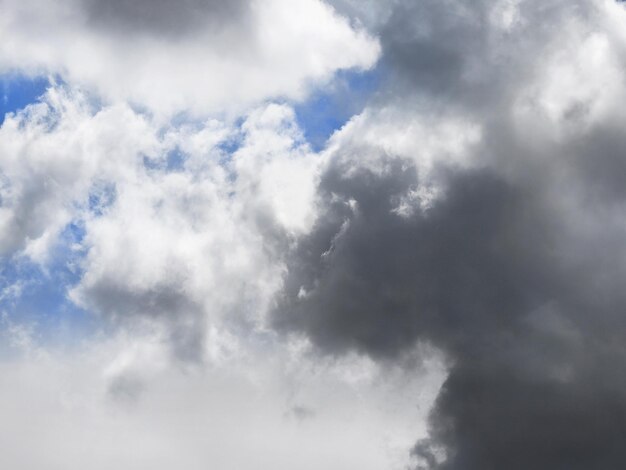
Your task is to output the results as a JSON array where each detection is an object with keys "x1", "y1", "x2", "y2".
[{"x1": 2, "y1": 0, "x2": 626, "y2": 469}]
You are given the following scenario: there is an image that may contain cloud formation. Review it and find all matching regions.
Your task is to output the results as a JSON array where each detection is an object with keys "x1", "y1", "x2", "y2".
[
  {"x1": 0, "y1": 325, "x2": 444, "y2": 470},
  {"x1": 0, "y1": 0, "x2": 379, "y2": 115},
  {"x1": 271, "y1": 0, "x2": 626, "y2": 468},
  {"x1": 3, "y1": 0, "x2": 626, "y2": 469},
  {"x1": 0, "y1": 86, "x2": 319, "y2": 363}
]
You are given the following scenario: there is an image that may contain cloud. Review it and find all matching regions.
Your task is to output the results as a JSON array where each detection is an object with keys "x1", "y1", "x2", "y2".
[
  {"x1": 270, "y1": 0, "x2": 626, "y2": 468},
  {"x1": 4, "y1": 0, "x2": 626, "y2": 468},
  {"x1": 274, "y1": 152, "x2": 626, "y2": 467},
  {"x1": 0, "y1": 329, "x2": 445, "y2": 470},
  {"x1": 0, "y1": 0, "x2": 380, "y2": 116},
  {"x1": 0, "y1": 86, "x2": 158, "y2": 260},
  {"x1": 273, "y1": 161, "x2": 555, "y2": 357},
  {"x1": 0, "y1": 84, "x2": 318, "y2": 363},
  {"x1": 69, "y1": 102, "x2": 322, "y2": 362},
  {"x1": 83, "y1": 0, "x2": 250, "y2": 37}
]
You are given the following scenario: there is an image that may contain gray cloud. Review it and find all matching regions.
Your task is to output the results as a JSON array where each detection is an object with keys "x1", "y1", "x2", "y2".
[
  {"x1": 271, "y1": 0, "x2": 626, "y2": 468},
  {"x1": 83, "y1": 0, "x2": 251, "y2": 37},
  {"x1": 273, "y1": 153, "x2": 626, "y2": 469},
  {"x1": 79, "y1": 278, "x2": 207, "y2": 363},
  {"x1": 273, "y1": 160, "x2": 558, "y2": 359}
]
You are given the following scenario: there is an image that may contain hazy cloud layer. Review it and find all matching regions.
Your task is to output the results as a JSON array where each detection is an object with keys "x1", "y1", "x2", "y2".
[{"x1": 0, "y1": 326, "x2": 445, "y2": 470}]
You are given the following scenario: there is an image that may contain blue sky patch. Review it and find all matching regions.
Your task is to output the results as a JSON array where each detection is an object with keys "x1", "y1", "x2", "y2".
[
  {"x1": 0, "y1": 222, "x2": 96, "y2": 346},
  {"x1": 1, "y1": 74, "x2": 50, "y2": 125},
  {"x1": 293, "y1": 66, "x2": 382, "y2": 151}
]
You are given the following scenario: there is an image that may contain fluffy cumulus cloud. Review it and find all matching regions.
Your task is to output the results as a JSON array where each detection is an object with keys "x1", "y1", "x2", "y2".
[
  {"x1": 0, "y1": 0, "x2": 379, "y2": 116},
  {"x1": 3, "y1": 0, "x2": 626, "y2": 469}
]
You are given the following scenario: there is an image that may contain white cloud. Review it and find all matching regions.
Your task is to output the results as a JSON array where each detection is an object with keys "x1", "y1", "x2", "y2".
[
  {"x1": 0, "y1": 331, "x2": 445, "y2": 470},
  {"x1": 514, "y1": 29, "x2": 626, "y2": 140},
  {"x1": 327, "y1": 106, "x2": 482, "y2": 174},
  {"x1": 0, "y1": 84, "x2": 321, "y2": 361},
  {"x1": 0, "y1": 86, "x2": 158, "y2": 260},
  {"x1": 233, "y1": 104, "x2": 320, "y2": 234},
  {"x1": 67, "y1": 102, "x2": 321, "y2": 361},
  {"x1": 0, "y1": 0, "x2": 380, "y2": 117}
]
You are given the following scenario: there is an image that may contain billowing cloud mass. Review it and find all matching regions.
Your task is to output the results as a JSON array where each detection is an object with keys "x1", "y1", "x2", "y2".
[
  {"x1": 0, "y1": 0, "x2": 379, "y2": 115},
  {"x1": 3, "y1": 0, "x2": 626, "y2": 469},
  {"x1": 274, "y1": 0, "x2": 626, "y2": 468}
]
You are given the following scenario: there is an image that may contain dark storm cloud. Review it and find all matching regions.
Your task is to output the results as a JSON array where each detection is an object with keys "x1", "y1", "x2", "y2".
[
  {"x1": 273, "y1": 153, "x2": 626, "y2": 469},
  {"x1": 273, "y1": 159, "x2": 556, "y2": 358},
  {"x1": 415, "y1": 361, "x2": 626, "y2": 470},
  {"x1": 272, "y1": 0, "x2": 626, "y2": 468},
  {"x1": 83, "y1": 0, "x2": 250, "y2": 36}
]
